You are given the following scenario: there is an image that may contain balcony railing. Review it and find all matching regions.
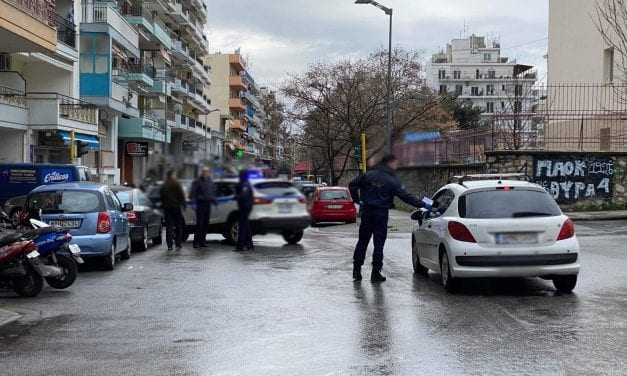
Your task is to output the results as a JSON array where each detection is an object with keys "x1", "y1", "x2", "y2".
[
  {"x1": 28, "y1": 92, "x2": 98, "y2": 125},
  {"x1": 0, "y1": 86, "x2": 27, "y2": 109},
  {"x1": 53, "y1": 13, "x2": 76, "y2": 48},
  {"x1": 128, "y1": 63, "x2": 156, "y2": 77},
  {"x1": 83, "y1": 3, "x2": 139, "y2": 48},
  {"x1": 6, "y1": 0, "x2": 54, "y2": 27}
]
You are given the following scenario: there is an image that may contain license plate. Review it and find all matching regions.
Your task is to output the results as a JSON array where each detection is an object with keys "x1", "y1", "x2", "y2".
[
  {"x1": 327, "y1": 205, "x2": 343, "y2": 209},
  {"x1": 68, "y1": 244, "x2": 81, "y2": 255},
  {"x1": 278, "y1": 204, "x2": 293, "y2": 214},
  {"x1": 48, "y1": 219, "x2": 82, "y2": 229},
  {"x1": 495, "y1": 233, "x2": 538, "y2": 245}
]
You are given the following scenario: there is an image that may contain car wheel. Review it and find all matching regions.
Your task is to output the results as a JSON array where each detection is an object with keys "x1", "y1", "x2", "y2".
[
  {"x1": 283, "y1": 230, "x2": 304, "y2": 245},
  {"x1": 223, "y1": 219, "x2": 238, "y2": 245},
  {"x1": 412, "y1": 237, "x2": 429, "y2": 276},
  {"x1": 132, "y1": 227, "x2": 148, "y2": 252},
  {"x1": 440, "y1": 250, "x2": 458, "y2": 293},
  {"x1": 120, "y1": 243, "x2": 131, "y2": 260},
  {"x1": 103, "y1": 243, "x2": 116, "y2": 271},
  {"x1": 553, "y1": 275, "x2": 577, "y2": 293},
  {"x1": 45, "y1": 254, "x2": 78, "y2": 289},
  {"x1": 152, "y1": 226, "x2": 163, "y2": 245}
]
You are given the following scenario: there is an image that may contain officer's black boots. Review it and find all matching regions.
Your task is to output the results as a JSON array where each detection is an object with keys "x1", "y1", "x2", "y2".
[
  {"x1": 353, "y1": 266, "x2": 362, "y2": 281},
  {"x1": 371, "y1": 269, "x2": 387, "y2": 283}
]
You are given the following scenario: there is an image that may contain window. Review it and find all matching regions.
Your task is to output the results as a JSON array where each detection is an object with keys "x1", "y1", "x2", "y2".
[
  {"x1": 459, "y1": 189, "x2": 561, "y2": 219},
  {"x1": 439, "y1": 85, "x2": 448, "y2": 95},
  {"x1": 80, "y1": 55, "x2": 94, "y2": 73},
  {"x1": 476, "y1": 69, "x2": 480, "y2": 79},
  {"x1": 501, "y1": 101, "x2": 506, "y2": 110},
  {"x1": 319, "y1": 190, "x2": 350, "y2": 200},
  {"x1": 94, "y1": 56, "x2": 109, "y2": 74},
  {"x1": 483, "y1": 53, "x2": 491, "y2": 62},
  {"x1": 514, "y1": 101, "x2": 523, "y2": 113},
  {"x1": 455, "y1": 85, "x2": 463, "y2": 96},
  {"x1": 431, "y1": 189, "x2": 455, "y2": 215},
  {"x1": 137, "y1": 192, "x2": 152, "y2": 207},
  {"x1": 604, "y1": 47, "x2": 615, "y2": 82},
  {"x1": 114, "y1": 190, "x2": 133, "y2": 205},
  {"x1": 28, "y1": 191, "x2": 104, "y2": 214},
  {"x1": 486, "y1": 102, "x2": 494, "y2": 113},
  {"x1": 254, "y1": 182, "x2": 300, "y2": 196},
  {"x1": 471, "y1": 87, "x2": 479, "y2": 96},
  {"x1": 453, "y1": 70, "x2": 461, "y2": 79},
  {"x1": 438, "y1": 69, "x2": 446, "y2": 79},
  {"x1": 104, "y1": 190, "x2": 121, "y2": 211},
  {"x1": 514, "y1": 85, "x2": 523, "y2": 96},
  {"x1": 502, "y1": 85, "x2": 506, "y2": 91},
  {"x1": 486, "y1": 85, "x2": 494, "y2": 95},
  {"x1": 216, "y1": 183, "x2": 235, "y2": 197},
  {"x1": 488, "y1": 70, "x2": 496, "y2": 79}
]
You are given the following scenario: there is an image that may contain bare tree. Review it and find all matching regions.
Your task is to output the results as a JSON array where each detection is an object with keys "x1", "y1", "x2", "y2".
[{"x1": 594, "y1": 0, "x2": 627, "y2": 80}]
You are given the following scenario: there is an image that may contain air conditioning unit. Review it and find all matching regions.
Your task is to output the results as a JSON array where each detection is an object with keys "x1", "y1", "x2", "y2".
[{"x1": 0, "y1": 54, "x2": 11, "y2": 70}]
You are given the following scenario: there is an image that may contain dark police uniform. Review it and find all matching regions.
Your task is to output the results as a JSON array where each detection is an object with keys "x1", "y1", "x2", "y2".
[
  {"x1": 190, "y1": 176, "x2": 216, "y2": 247},
  {"x1": 349, "y1": 164, "x2": 423, "y2": 274},
  {"x1": 235, "y1": 176, "x2": 254, "y2": 251}
]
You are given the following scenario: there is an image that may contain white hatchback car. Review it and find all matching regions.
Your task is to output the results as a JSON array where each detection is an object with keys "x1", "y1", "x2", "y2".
[{"x1": 411, "y1": 175, "x2": 580, "y2": 293}]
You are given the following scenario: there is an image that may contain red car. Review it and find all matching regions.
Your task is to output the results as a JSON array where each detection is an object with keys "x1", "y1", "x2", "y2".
[{"x1": 309, "y1": 187, "x2": 357, "y2": 225}]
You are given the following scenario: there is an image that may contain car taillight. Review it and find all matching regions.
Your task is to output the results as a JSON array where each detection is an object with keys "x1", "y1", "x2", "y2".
[
  {"x1": 557, "y1": 218, "x2": 575, "y2": 240},
  {"x1": 448, "y1": 221, "x2": 476, "y2": 243},
  {"x1": 97, "y1": 212, "x2": 112, "y2": 233},
  {"x1": 126, "y1": 211, "x2": 139, "y2": 224},
  {"x1": 254, "y1": 197, "x2": 272, "y2": 205},
  {"x1": 298, "y1": 197, "x2": 307, "y2": 204}
]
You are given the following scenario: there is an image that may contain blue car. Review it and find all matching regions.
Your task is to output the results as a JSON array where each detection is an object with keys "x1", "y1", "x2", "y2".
[{"x1": 24, "y1": 183, "x2": 132, "y2": 270}]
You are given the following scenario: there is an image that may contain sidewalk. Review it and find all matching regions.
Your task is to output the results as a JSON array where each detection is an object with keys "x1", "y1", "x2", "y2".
[
  {"x1": 565, "y1": 210, "x2": 627, "y2": 221},
  {"x1": 0, "y1": 308, "x2": 20, "y2": 328}
]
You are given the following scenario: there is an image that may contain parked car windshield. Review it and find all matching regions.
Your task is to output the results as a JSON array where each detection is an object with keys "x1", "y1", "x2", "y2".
[
  {"x1": 320, "y1": 190, "x2": 349, "y2": 200},
  {"x1": 459, "y1": 189, "x2": 562, "y2": 219},
  {"x1": 29, "y1": 191, "x2": 103, "y2": 214},
  {"x1": 255, "y1": 182, "x2": 301, "y2": 196}
]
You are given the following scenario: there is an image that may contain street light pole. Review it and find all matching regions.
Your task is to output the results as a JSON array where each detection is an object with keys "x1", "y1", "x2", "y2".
[{"x1": 355, "y1": 0, "x2": 393, "y2": 155}]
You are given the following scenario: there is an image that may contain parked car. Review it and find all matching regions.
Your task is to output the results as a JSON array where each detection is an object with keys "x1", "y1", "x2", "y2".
[
  {"x1": 308, "y1": 187, "x2": 357, "y2": 225},
  {"x1": 411, "y1": 175, "x2": 580, "y2": 293},
  {"x1": 111, "y1": 186, "x2": 163, "y2": 252},
  {"x1": 23, "y1": 183, "x2": 132, "y2": 270},
  {"x1": 295, "y1": 182, "x2": 322, "y2": 200},
  {"x1": 147, "y1": 177, "x2": 311, "y2": 244},
  {"x1": 0, "y1": 164, "x2": 91, "y2": 206}
]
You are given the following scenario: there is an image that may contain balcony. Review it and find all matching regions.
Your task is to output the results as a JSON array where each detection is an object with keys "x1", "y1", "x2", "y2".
[
  {"x1": 152, "y1": 20, "x2": 173, "y2": 50},
  {"x1": 81, "y1": 3, "x2": 140, "y2": 58},
  {"x1": 229, "y1": 75, "x2": 247, "y2": 90},
  {"x1": 119, "y1": 114, "x2": 167, "y2": 143},
  {"x1": 53, "y1": 14, "x2": 76, "y2": 49},
  {"x1": 229, "y1": 98, "x2": 246, "y2": 112},
  {"x1": 242, "y1": 91, "x2": 261, "y2": 109},
  {"x1": 229, "y1": 54, "x2": 246, "y2": 71},
  {"x1": 0, "y1": 0, "x2": 57, "y2": 53},
  {"x1": 0, "y1": 86, "x2": 28, "y2": 128},
  {"x1": 169, "y1": 1, "x2": 190, "y2": 24},
  {"x1": 27, "y1": 93, "x2": 99, "y2": 134},
  {"x1": 172, "y1": 40, "x2": 193, "y2": 66},
  {"x1": 192, "y1": 59, "x2": 211, "y2": 85},
  {"x1": 123, "y1": 64, "x2": 156, "y2": 90},
  {"x1": 230, "y1": 119, "x2": 247, "y2": 132}
]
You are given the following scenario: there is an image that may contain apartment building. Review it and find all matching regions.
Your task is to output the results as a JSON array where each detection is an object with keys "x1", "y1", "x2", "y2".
[
  {"x1": 0, "y1": 0, "x2": 99, "y2": 169},
  {"x1": 429, "y1": 35, "x2": 538, "y2": 125},
  {"x1": 206, "y1": 52, "x2": 265, "y2": 161}
]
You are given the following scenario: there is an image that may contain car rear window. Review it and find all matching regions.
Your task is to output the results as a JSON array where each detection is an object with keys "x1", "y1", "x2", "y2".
[
  {"x1": 114, "y1": 190, "x2": 132, "y2": 205},
  {"x1": 320, "y1": 190, "x2": 349, "y2": 200},
  {"x1": 29, "y1": 191, "x2": 103, "y2": 214},
  {"x1": 254, "y1": 182, "x2": 301, "y2": 197},
  {"x1": 459, "y1": 189, "x2": 562, "y2": 219}
]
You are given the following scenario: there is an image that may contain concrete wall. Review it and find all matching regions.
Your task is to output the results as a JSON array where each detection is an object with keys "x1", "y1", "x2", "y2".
[{"x1": 205, "y1": 54, "x2": 229, "y2": 132}]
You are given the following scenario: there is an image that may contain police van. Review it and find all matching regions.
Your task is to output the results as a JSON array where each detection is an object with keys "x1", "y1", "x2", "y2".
[{"x1": 148, "y1": 176, "x2": 311, "y2": 245}]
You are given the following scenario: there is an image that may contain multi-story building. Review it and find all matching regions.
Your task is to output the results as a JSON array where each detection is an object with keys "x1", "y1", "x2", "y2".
[
  {"x1": 205, "y1": 52, "x2": 265, "y2": 161},
  {"x1": 429, "y1": 35, "x2": 538, "y2": 125},
  {"x1": 0, "y1": 0, "x2": 99, "y2": 168}
]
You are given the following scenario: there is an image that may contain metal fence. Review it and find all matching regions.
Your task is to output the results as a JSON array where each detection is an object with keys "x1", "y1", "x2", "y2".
[{"x1": 397, "y1": 83, "x2": 627, "y2": 167}]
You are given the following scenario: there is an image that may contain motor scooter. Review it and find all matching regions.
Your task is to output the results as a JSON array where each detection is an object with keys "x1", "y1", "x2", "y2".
[{"x1": 0, "y1": 231, "x2": 44, "y2": 297}]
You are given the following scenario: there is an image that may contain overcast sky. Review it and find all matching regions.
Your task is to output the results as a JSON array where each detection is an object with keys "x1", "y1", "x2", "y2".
[{"x1": 205, "y1": 0, "x2": 549, "y2": 89}]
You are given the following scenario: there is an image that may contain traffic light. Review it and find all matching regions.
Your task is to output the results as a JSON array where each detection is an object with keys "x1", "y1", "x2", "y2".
[
  {"x1": 235, "y1": 148, "x2": 245, "y2": 159},
  {"x1": 353, "y1": 143, "x2": 361, "y2": 162},
  {"x1": 76, "y1": 141, "x2": 90, "y2": 158}
]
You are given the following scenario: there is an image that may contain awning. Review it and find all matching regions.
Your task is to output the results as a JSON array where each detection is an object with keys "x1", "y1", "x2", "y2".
[{"x1": 58, "y1": 131, "x2": 100, "y2": 151}]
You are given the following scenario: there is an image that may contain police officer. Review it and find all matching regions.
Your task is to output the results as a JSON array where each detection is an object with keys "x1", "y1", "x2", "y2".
[
  {"x1": 235, "y1": 169, "x2": 254, "y2": 251},
  {"x1": 190, "y1": 167, "x2": 216, "y2": 248},
  {"x1": 349, "y1": 154, "x2": 424, "y2": 282}
]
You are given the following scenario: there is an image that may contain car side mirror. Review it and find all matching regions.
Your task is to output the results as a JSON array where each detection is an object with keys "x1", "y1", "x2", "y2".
[
  {"x1": 122, "y1": 203, "x2": 134, "y2": 212},
  {"x1": 410, "y1": 210, "x2": 423, "y2": 221}
]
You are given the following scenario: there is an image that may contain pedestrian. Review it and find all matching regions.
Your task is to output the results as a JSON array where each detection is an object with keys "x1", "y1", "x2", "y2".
[
  {"x1": 160, "y1": 170, "x2": 186, "y2": 251},
  {"x1": 349, "y1": 154, "x2": 425, "y2": 283},
  {"x1": 234, "y1": 169, "x2": 254, "y2": 251},
  {"x1": 190, "y1": 167, "x2": 216, "y2": 248}
]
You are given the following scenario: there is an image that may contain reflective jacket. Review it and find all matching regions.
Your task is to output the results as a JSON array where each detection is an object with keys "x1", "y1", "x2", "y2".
[{"x1": 349, "y1": 165, "x2": 422, "y2": 210}]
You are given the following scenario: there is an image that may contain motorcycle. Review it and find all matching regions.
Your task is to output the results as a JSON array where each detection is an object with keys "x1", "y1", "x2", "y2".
[
  {"x1": 0, "y1": 230, "x2": 45, "y2": 297},
  {"x1": 28, "y1": 218, "x2": 83, "y2": 289}
]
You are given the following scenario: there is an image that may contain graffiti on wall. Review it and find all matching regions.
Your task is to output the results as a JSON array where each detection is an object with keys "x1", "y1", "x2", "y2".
[{"x1": 533, "y1": 157, "x2": 614, "y2": 203}]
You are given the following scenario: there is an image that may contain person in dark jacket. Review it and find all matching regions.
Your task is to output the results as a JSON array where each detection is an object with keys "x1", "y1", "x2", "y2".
[
  {"x1": 349, "y1": 154, "x2": 424, "y2": 282},
  {"x1": 235, "y1": 170, "x2": 254, "y2": 251},
  {"x1": 190, "y1": 167, "x2": 216, "y2": 248},
  {"x1": 160, "y1": 170, "x2": 186, "y2": 251}
]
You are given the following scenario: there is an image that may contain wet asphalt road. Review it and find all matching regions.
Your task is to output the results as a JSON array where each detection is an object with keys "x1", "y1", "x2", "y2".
[{"x1": 0, "y1": 216, "x2": 626, "y2": 376}]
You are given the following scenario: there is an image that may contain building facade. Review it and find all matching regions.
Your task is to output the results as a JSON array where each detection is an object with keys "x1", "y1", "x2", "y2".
[
  {"x1": 205, "y1": 52, "x2": 265, "y2": 162},
  {"x1": 0, "y1": 0, "x2": 100, "y2": 170},
  {"x1": 429, "y1": 35, "x2": 538, "y2": 125}
]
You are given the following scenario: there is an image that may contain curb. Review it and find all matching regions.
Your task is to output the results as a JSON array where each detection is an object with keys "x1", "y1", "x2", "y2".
[{"x1": 0, "y1": 308, "x2": 21, "y2": 328}]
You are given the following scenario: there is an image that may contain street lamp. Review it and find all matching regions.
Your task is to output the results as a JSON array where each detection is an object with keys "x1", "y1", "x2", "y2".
[{"x1": 355, "y1": 0, "x2": 393, "y2": 155}]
